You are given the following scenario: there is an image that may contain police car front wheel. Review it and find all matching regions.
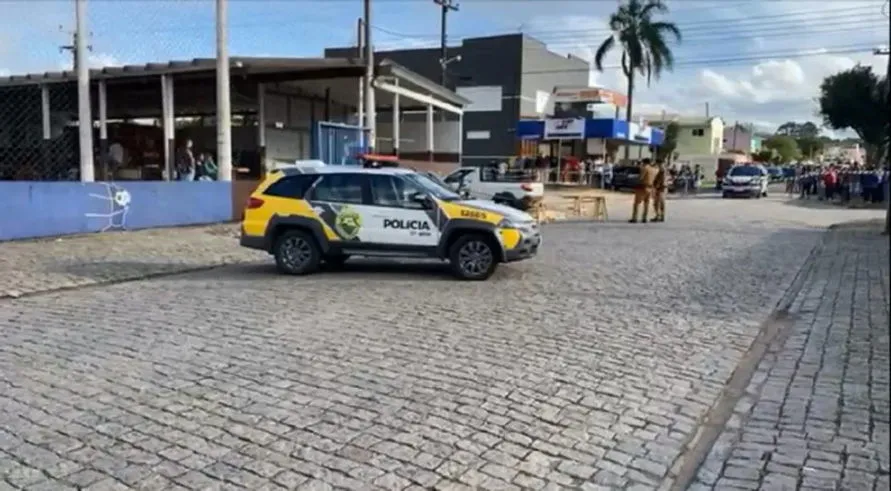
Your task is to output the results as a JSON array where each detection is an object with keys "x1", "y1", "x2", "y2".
[
  {"x1": 449, "y1": 234, "x2": 499, "y2": 281},
  {"x1": 273, "y1": 229, "x2": 321, "y2": 275}
]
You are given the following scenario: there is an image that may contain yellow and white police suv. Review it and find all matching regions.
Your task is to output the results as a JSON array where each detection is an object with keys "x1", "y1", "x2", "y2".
[{"x1": 239, "y1": 166, "x2": 542, "y2": 280}]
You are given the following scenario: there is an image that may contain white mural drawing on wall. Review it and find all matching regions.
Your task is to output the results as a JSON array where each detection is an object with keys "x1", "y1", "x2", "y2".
[{"x1": 85, "y1": 183, "x2": 131, "y2": 232}]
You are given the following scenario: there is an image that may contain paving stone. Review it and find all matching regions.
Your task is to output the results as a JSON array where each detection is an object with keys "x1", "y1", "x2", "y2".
[
  {"x1": 1, "y1": 198, "x2": 885, "y2": 489},
  {"x1": 694, "y1": 223, "x2": 889, "y2": 491}
]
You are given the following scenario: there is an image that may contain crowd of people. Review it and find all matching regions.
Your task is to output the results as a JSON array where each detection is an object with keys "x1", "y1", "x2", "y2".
[{"x1": 786, "y1": 163, "x2": 889, "y2": 204}]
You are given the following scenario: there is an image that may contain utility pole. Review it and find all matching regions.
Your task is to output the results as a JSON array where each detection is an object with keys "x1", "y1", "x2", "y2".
[
  {"x1": 75, "y1": 0, "x2": 94, "y2": 182},
  {"x1": 356, "y1": 18, "x2": 365, "y2": 145},
  {"x1": 434, "y1": 0, "x2": 459, "y2": 88},
  {"x1": 216, "y1": 0, "x2": 232, "y2": 181},
  {"x1": 60, "y1": 27, "x2": 90, "y2": 70},
  {"x1": 363, "y1": 0, "x2": 375, "y2": 151}
]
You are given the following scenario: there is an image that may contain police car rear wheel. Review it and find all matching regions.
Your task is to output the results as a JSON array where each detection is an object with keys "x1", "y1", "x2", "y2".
[
  {"x1": 450, "y1": 234, "x2": 498, "y2": 281},
  {"x1": 273, "y1": 229, "x2": 320, "y2": 275}
]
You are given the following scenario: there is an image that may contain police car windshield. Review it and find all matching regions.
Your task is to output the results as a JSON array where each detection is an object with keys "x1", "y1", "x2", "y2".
[
  {"x1": 404, "y1": 173, "x2": 462, "y2": 201},
  {"x1": 729, "y1": 166, "x2": 763, "y2": 177}
]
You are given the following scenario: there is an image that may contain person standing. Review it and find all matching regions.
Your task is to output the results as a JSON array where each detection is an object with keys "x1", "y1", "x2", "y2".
[
  {"x1": 630, "y1": 158, "x2": 657, "y2": 223},
  {"x1": 175, "y1": 139, "x2": 196, "y2": 181},
  {"x1": 652, "y1": 160, "x2": 668, "y2": 222}
]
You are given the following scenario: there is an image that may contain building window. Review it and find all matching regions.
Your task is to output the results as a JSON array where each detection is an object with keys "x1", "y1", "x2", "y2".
[{"x1": 692, "y1": 128, "x2": 705, "y2": 136}]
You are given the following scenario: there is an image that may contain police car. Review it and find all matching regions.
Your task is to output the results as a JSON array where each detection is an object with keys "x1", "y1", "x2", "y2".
[{"x1": 239, "y1": 166, "x2": 542, "y2": 280}]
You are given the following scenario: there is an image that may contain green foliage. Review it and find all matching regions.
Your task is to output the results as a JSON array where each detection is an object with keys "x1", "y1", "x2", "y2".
[
  {"x1": 752, "y1": 150, "x2": 774, "y2": 164},
  {"x1": 655, "y1": 121, "x2": 679, "y2": 162},
  {"x1": 818, "y1": 65, "x2": 888, "y2": 165},
  {"x1": 774, "y1": 121, "x2": 824, "y2": 159},
  {"x1": 796, "y1": 136, "x2": 824, "y2": 159},
  {"x1": 762, "y1": 135, "x2": 801, "y2": 163},
  {"x1": 776, "y1": 121, "x2": 820, "y2": 139}
]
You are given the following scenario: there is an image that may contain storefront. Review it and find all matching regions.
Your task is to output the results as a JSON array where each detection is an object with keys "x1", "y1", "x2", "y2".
[{"x1": 516, "y1": 117, "x2": 664, "y2": 161}]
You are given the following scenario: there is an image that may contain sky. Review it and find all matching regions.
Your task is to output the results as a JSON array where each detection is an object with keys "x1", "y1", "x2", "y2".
[{"x1": 0, "y1": 0, "x2": 887, "y2": 137}]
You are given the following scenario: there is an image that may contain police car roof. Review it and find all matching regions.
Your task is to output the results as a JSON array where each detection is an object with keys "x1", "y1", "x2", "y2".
[{"x1": 278, "y1": 166, "x2": 414, "y2": 177}]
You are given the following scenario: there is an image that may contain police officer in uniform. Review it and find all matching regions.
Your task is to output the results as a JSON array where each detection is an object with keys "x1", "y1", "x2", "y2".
[
  {"x1": 652, "y1": 160, "x2": 668, "y2": 222},
  {"x1": 630, "y1": 158, "x2": 657, "y2": 223}
]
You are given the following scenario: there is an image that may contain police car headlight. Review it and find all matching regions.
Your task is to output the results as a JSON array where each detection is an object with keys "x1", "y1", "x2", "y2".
[{"x1": 497, "y1": 218, "x2": 521, "y2": 229}]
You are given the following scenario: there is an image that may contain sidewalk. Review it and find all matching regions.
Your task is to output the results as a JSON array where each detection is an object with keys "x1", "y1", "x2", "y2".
[
  {"x1": 693, "y1": 221, "x2": 890, "y2": 490},
  {"x1": 0, "y1": 224, "x2": 264, "y2": 298}
]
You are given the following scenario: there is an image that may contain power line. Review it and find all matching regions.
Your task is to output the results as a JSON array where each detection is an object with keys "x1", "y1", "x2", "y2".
[
  {"x1": 371, "y1": 21, "x2": 886, "y2": 54},
  {"x1": 371, "y1": 5, "x2": 878, "y2": 41},
  {"x1": 519, "y1": 45, "x2": 878, "y2": 75},
  {"x1": 512, "y1": 16, "x2": 883, "y2": 45}
]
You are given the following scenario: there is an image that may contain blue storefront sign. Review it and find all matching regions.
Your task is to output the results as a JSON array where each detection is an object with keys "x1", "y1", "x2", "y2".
[{"x1": 517, "y1": 118, "x2": 663, "y2": 146}]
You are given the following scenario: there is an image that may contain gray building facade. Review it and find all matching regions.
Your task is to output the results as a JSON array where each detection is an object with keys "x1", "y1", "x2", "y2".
[{"x1": 325, "y1": 34, "x2": 588, "y2": 165}]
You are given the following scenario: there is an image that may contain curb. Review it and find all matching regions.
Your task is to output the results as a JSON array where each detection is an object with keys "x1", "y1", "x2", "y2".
[
  {"x1": 0, "y1": 260, "x2": 252, "y2": 302},
  {"x1": 664, "y1": 233, "x2": 825, "y2": 490}
]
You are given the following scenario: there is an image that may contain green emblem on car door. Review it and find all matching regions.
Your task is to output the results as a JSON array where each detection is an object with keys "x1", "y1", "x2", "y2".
[{"x1": 334, "y1": 206, "x2": 362, "y2": 239}]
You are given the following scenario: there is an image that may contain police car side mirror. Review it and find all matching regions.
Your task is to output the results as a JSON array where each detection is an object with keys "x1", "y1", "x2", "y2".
[{"x1": 409, "y1": 192, "x2": 431, "y2": 208}]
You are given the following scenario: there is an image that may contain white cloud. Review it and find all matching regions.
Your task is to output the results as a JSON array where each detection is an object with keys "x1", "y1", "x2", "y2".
[{"x1": 517, "y1": 0, "x2": 887, "y2": 134}]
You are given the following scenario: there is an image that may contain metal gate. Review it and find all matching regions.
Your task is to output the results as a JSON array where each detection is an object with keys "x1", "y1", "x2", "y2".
[{"x1": 313, "y1": 122, "x2": 368, "y2": 166}]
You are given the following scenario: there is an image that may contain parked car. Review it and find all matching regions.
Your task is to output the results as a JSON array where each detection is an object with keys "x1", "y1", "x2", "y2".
[
  {"x1": 610, "y1": 165, "x2": 641, "y2": 190},
  {"x1": 722, "y1": 164, "x2": 769, "y2": 198},
  {"x1": 766, "y1": 166, "x2": 784, "y2": 182},
  {"x1": 442, "y1": 167, "x2": 544, "y2": 211},
  {"x1": 240, "y1": 166, "x2": 541, "y2": 280}
]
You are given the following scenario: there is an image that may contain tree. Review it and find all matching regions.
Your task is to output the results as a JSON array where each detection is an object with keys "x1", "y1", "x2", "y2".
[
  {"x1": 796, "y1": 136, "x2": 824, "y2": 160},
  {"x1": 776, "y1": 121, "x2": 820, "y2": 139},
  {"x1": 818, "y1": 65, "x2": 888, "y2": 167},
  {"x1": 752, "y1": 149, "x2": 774, "y2": 164},
  {"x1": 655, "y1": 121, "x2": 679, "y2": 162},
  {"x1": 594, "y1": 0, "x2": 681, "y2": 162},
  {"x1": 762, "y1": 135, "x2": 801, "y2": 163}
]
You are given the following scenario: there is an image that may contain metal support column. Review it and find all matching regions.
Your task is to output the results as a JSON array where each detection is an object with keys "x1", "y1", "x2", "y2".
[
  {"x1": 257, "y1": 83, "x2": 267, "y2": 174},
  {"x1": 161, "y1": 75, "x2": 174, "y2": 180},
  {"x1": 457, "y1": 112, "x2": 463, "y2": 163},
  {"x1": 98, "y1": 80, "x2": 108, "y2": 180},
  {"x1": 392, "y1": 79, "x2": 400, "y2": 156},
  {"x1": 426, "y1": 103, "x2": 434, "y2": 162},
  {"x1": 40, "y1": 85, "x2": 51, "y2": 140}
]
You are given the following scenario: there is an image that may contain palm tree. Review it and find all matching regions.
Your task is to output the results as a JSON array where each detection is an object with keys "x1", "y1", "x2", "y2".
[{"x1": 594, "y1": 0, "x2": 682, "y2": 162}]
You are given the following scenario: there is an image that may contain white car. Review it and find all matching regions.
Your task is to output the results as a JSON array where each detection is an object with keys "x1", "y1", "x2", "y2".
[
  {"x1": 443, "y1": 167, "x2": 545, "y2": 208},
  {"x1": 722, "y1": 164, "x2": 769, "y2": 198}
]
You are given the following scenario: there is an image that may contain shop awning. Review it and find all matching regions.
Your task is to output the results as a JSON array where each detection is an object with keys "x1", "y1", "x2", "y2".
[{"x1": 517, "y1": 118, "x2": 663, "y2": 146}]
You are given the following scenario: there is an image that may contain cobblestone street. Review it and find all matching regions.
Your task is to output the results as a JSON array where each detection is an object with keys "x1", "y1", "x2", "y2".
[
  {"x1": 0, "y1": 195, "x2": 887, "y2": 490},
  {"x1": 693, "y1": 223, "x2": 890, "y2": 491}
]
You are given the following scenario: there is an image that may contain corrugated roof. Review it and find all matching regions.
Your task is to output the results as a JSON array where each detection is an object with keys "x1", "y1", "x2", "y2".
[
  {"x1": 0, "y1": 55, "x2": 469, "y2": 106},
  {"x1": 0, "y1": 56, "x2": 363, "y2": 87}
]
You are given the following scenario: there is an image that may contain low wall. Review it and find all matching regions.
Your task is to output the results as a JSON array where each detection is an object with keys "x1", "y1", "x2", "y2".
[{"x1": 0, "y1": 181, "x2": 233, "y2": 241}]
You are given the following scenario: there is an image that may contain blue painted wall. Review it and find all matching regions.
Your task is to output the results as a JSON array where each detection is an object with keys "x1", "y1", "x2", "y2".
[{"x1": 0, "y1": 181, "x2": 233, "y2": 241}]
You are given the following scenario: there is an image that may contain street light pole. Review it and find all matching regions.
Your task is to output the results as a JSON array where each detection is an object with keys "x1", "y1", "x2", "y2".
[{"x1": 216, "y1": 0, "x2": 232, "y2": 181}]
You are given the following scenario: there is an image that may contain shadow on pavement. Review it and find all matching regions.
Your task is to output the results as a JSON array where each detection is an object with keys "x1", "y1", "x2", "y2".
[{"x1": 227, "y1": 259, "x2": 458, "y2": 281}]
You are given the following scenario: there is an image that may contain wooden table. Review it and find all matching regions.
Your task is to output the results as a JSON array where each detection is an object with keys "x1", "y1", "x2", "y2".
[{"x1": 562, "y1": 193, "x2": 609, "y2": 221}]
